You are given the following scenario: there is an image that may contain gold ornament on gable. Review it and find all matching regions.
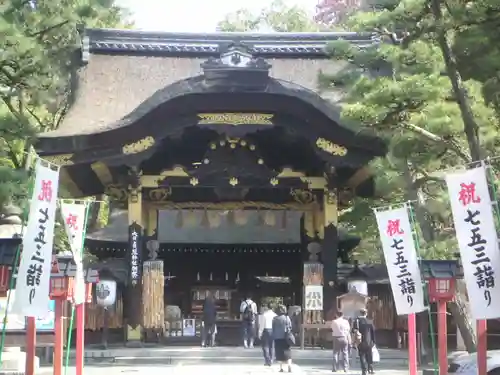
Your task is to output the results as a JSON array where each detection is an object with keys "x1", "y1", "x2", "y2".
[
  {"x1": 315, "y1": 138, "x2": 347, "y2": 156},
  {"x1": 105, "y1": 184, "x2": 128, "y2": 201},
  {"x1": 270, "y1": 178, "x2": 279, "y2": 186},
  {"x1": 229, "y1": 177, "x2": 239, "y2": 186},
  {"x1": 325, "y1": 189, "x2": 337, "y2": 205},
  {"x1": 290, "y1": 189, "x2": 316, "y2": 204},
  {"x1": 197, "y1": 113, "x2": 273, "y2": 126},
  {"x1": 148, "y1": 187, "x2": 172, "y2": 202},
  {"x1": 44, "y1": 154, "x2": 74, "y2": 166},
  {"x1": 122, "y1": 136, "x2": 155, "y2": 155}
]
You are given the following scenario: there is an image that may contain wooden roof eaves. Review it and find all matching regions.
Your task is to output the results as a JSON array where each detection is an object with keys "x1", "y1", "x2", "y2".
[{"x1": 82, "y1": 27, "x2": 380, "y2": 59}]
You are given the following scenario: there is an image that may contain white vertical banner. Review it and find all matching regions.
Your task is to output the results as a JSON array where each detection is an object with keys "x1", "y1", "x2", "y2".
[
  {"x1": 60, "y1": 201, "x2": 88, "y2": 305},
  {"x1": 12, "y1": 160, "x2": 60, "y2": 317},
  {"x1": 445, "y1": 166, "x2": 500, "y2": 319},
  {"x1": 374, "y1": 205, "x2": 426, "y2": 315}
]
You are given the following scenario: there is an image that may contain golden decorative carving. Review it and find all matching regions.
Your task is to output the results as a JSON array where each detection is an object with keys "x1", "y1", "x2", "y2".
[
  {"x1": 290, "y1": 189, "x2": 316, "y2": 204},
  {"x1": 122, "y1": 136, "x2": 155, "y2": 155},
  {"x1": 278, "y1": 168, "x2": 305, "y2": 178},
  {"x1": 129, "y1": 188, "x2": 139, "y2": 203},
  {"x1": 190, "y1": 177, "x2": 199, "y2": 186},
  {"x1": 105, "y1": 184, "x2": 128, "y2": 201},
  {"x1": 270, "y1": 178, "x2": 279, "y2": 186},
  {"x1": 198, "y1": 113, "x2": 273, "y2": 126},
  {"x1": 316, "y1": 138, "x2": 347, "y2": 156},
  {"x1": 44, "y1": 154, "x2": 74, "y2": 166},
  {"x1": 229, "y1": 177, "x2": 239, "y2": 186},
  {"x1": 325, "y1": 189, "x2": 337, "y2": 205},
  {"x1": 148, "y1": 187, "x2": 172, "y2": 201}
]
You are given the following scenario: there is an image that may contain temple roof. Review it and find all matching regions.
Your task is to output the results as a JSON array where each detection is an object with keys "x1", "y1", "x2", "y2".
[{"x1": 37, "y1": 28, "x2": 379, "y2": 141}]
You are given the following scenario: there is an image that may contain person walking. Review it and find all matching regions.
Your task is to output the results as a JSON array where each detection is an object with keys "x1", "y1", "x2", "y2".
[
  {"x1": 272, "y1": 305, "x2": 293, "y2": 373},
  {"x1": 331, "y1": 311, "x2": 351, "y2": 372},
  {"x1": 240, "y1": 295, "x2": 257, "y2": 348},
  {"x1": 258, "y1": 303, "x2": 277, "y2": 366},
  {"x1": 352, "y1": 308, "x2": 376, "y2": 375},
  {"x1": 201, "y1": 291, "x2": 217, "y2": 347}
]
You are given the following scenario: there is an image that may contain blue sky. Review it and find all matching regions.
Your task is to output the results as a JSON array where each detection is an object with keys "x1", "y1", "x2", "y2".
[{"x1": 116, "y1": 0, "x2": 317, "y2": 32}]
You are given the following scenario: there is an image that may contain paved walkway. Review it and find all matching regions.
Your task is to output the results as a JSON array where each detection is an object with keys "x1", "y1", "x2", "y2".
[{"x1": 57, "y1": 347, "x2": 419, "y2": 375}]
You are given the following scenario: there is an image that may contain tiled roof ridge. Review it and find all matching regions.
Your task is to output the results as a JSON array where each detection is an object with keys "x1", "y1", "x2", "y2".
[{"x1": 83, "y1": 27, "x2": 380, "y2": 58}]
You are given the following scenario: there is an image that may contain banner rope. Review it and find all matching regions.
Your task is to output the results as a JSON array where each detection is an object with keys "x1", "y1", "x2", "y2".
[
  {"x1": 407, "y1": 202, "x2": 438, "y2": 375},
  {"x1": 63, "y1": 199, "x2": 93, "y2": 375}
]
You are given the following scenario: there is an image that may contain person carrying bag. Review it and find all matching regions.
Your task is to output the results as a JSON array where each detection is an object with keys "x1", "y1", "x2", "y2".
[{"x1": 272, "y1": 305, "x2": 294, "y2": 373}]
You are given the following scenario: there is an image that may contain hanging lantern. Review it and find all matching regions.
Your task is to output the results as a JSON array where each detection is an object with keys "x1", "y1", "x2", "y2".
[
  {"x1": 281, "y1": 211, "x2": 287, "y2": 229},
  {"x1": 185, "y1": 210, "x2": 198, "y2": 227},
  {"x1": 225, "y1": 272, "x2": 228, "y2": 281},
  {"x1": 208, "y1": 211, "x2": 221, "y2": 228},
  {"x1": 227, "y1": 210, "x2": 235, "y2": 226},
  {"x1": 264, "y1": 211, "x2": 276, "y2": 226},
  {"x1": 197, "y1": 272, "x2": 200, "y2": 281},
  {"x1": 95, "y1": 280, "x2": 117, "y2": 307},
  {"x1": 234, "y1": 211, "x2": 248, "y2": 226},
  {"x1": 175, "y1": 210, "x2": 184, "y2": 228},
  {"x1": 209, "y1": 272, "x2": 213, "y2": 281},
  {"x1": 257, "y1": 210, "x2": 265, "y2": 226},
  {"x1": 201, "y1": 210, "x2": 210, "y2": 228}
]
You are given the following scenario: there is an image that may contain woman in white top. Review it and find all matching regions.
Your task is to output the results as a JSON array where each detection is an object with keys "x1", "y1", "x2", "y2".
[{"x1": 330, "y1": 311, "x2": 351, "y2": 372}]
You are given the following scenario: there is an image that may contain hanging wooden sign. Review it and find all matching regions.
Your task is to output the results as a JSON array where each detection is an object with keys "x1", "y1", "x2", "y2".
[
  {"x1": 128, "y1": 221, "x2": 143, "y2": 286},
  {"x1": 197, "y1": 113, "x2": 273, "y2": 126},
  {"x1": 305, "y1": 285, "x2": 323, "y2": 311}
]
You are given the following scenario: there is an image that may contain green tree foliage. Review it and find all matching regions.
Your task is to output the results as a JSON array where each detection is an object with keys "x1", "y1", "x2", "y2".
[
  {"x1": 324, "y1": 0, "x2": 499, "y2": 261},
  {"x1": 0, "y1": 0, "x2": 130, "y2": 248},
  {"x1": 218, "y1": 0, "x2": 500, "y2": 262},
  {"x1": 217, "y1": 0, "x2": 323, "y2": 32}
]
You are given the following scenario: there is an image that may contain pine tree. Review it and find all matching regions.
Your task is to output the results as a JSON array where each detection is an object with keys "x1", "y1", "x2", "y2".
[{"x1": 0, "y1": 0, "x2": 131, "y2": 239}]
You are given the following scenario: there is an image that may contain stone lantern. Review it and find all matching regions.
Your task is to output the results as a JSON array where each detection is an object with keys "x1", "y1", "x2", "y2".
[
  {"x1": 337, "y1": 261, "x2": 369, "y2": 320},
  {"x1": 0, "y1": 204, "x2": 23, "y2": 296}
]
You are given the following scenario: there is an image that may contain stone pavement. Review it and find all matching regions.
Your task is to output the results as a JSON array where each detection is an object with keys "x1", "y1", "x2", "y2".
[{"x1": 56, "y1": 347, "x2": 417, "y2": 375}]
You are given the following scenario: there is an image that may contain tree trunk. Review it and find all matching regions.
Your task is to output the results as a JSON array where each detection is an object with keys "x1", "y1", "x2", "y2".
[
  {"x1": 402, "y1": 160, "x2": 435, "y2": 242},
  {"x1": 449, "y1": 279, "x2": 477, "y2": 353},
  {"x1": 430, "y1": 0, "x2": 482, "y2": 161}
]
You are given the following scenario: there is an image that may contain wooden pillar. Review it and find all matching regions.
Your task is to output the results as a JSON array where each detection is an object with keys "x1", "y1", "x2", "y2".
[
  {"x1": 126, "y1": 187, "x2": 143, "y2": 345},
  {"x1": 146, "y1": 206, "x2": 158, "y2": 238},
  {"x1": 322, "y1": 189, "x2": 339, "y2": 317}
]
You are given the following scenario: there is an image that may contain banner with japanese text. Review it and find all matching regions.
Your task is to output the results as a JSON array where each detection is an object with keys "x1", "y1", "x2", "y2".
[
  {"x1": 445, "y1": 166, "x2": 500, "y2": 319},
  {"x1": 60, "y1": 201, "x2": 87, "y2": 305},
  {"x1": 12, "y1": 160, "x2": 59, "y2": 317},
  {"x1": 375, "y1": 205, "x2": 426, "y2": 315}
]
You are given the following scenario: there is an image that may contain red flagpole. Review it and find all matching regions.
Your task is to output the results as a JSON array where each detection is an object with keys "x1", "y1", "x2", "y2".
[{"x1": 408, "y1": 313, "x2": 418, "y2": 375}]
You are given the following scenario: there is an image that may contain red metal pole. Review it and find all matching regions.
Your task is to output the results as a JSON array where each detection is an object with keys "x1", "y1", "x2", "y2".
[
  {"x1": 76, "y1": 302, "x2": 85, "y2": 375},
  {"x1": 25, "y1": 317, "x2": 36, "y2": 375},
  {"x1": 408, "y1": 313, "x2": 418, "y2": 375},
  {"x1": 438, "y1": 300, "x2": 448, "y2": 375},
  {"x1": 477, "y1": 319, "x2": 488, "y2": 375},
  {"x1": 53, "y1": 299, "x2": 65, "y2": 375}
]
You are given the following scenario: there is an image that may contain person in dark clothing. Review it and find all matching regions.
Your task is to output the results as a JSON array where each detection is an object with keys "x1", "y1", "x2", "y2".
[
  {"x1": 202, "y1": 292, "x2": 217, "y2": 347},
  {"x1": 352, "y1": 308, "x2": 376, "y2": 375},
  {"x1": 240, "y1": 295, "x2": 257, "y2": 348}
]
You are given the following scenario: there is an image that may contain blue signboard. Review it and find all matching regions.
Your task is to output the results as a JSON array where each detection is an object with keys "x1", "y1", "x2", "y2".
[{"x1": 34, "y1": 299, "x2": 55, "y2": 331}]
